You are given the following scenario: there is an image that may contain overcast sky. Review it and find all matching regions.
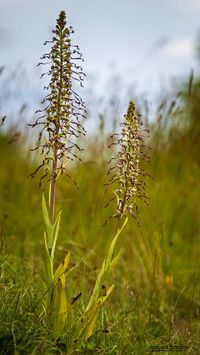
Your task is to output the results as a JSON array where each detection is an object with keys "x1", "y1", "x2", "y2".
[{"x1": 0, "y1": 0, "x2": 199, "y2": 115}]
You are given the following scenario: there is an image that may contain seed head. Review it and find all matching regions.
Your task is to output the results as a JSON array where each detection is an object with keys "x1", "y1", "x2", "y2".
[
  {"x1": 30, "y1": 11, "x2": 86, "y2": 185},
  {"x1": 106, "y1": 100, "x2": 149, "y2": 220}
]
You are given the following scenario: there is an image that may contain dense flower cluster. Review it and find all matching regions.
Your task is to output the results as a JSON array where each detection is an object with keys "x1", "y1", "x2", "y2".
[
  {"x1": 107, "y1": 100, "x2": 149, "y2": 219},
  {"x1": 30, "y1": 11, "x2": 86, "y2": 185}
]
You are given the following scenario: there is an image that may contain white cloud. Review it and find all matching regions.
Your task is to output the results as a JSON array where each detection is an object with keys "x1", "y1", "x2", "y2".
[
  {"x1": 161, "y1": 38, "x2": 194, "y2": 59},
  {"x1": 0, "y1": 0, "x2": 24, "y2": 3},
  {"x1": 168, "y1": 0, "x2": 200, "y2": 14}
]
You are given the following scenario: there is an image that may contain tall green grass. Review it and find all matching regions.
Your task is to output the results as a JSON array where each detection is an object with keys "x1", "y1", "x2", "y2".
[{"x1": 1, "y1": 101, "x2": 200, "y2": 352}]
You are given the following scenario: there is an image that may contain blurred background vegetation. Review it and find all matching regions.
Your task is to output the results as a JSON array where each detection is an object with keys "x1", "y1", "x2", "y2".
[{"x1": 0, "y1": 34, "x2": 200, "y2": 354}]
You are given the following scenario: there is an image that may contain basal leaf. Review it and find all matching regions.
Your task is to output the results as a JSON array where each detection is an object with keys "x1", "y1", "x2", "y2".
[
  {"x1": 50, "y1": 273, "x2": 67, "y2": 334},
  {"x1": 78, "y1": 285, "x2": 114, "y2": 341},
  {"x1": 53, "y1": 252, "x2": 70, "y2": 285}
]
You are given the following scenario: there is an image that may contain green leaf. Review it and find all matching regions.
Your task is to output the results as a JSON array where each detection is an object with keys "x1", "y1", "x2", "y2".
[
  {"x1": 50, "y1": 273, "x2": 67, "y2": 334},
  {"x1": 51, "y1": 210, "x2": 62, "y2": 260},
  {"x1": 42, "y1": 194, "x2": 53, "y2": 247},
  {"x1": 85, "y1": 218, "x2": 128, "y2": 312},
  {"x1": 78, "y1": 285, "x2": 114, "y2": 341},
  {"x1": 110, "y1": 248, "x2": 123, "y2": 270},
  {"x1": 44, "y1": 231, "x2": 50, "y2": 259},
  {"x1": 43, "y1": 231, "x2": 54, "y2": 285},
  {"x1": 105, "y1": 217, "x2": 128, "y2": 271},
  {"x1": 53, "y1": 252, "x2": 70, "y2": 286},
  {"x1": 85, "y1": 261, "x2": 105, "y2": 312},
  {"x1": 48, "y1": 253, "x2": 70, "y2": 334}
]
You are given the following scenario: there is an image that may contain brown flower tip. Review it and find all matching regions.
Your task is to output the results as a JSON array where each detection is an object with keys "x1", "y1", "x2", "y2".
[{"x1": 57, "y1": 11, "x2": 67, "y2": 29}]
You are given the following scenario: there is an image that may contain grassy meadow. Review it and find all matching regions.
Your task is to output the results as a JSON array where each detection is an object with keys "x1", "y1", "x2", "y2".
[
  {"x1": 1, "y1": 12, "x2": 200, "y2": 355},
  {"x1": 1, "y1": 85, "x2": 200, "y2": 354}
]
